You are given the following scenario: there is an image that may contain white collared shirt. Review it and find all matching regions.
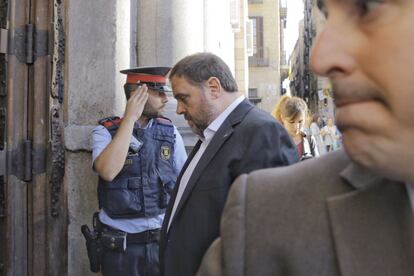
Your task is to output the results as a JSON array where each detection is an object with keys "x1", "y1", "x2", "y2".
[{"x1": 167, "y1": 96, "x2": 245, "y2": 231}]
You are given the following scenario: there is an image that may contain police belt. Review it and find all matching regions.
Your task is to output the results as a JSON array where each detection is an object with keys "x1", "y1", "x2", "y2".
[
  {"x1": 95, "y1": 215, "x2": 160, "y2": 245},
  {"x1": 100, "y1": 224, "x2": 161, "y2": 244},
  {"x1": 127, "y1": 229, "x2": 161, "y2": 244}
]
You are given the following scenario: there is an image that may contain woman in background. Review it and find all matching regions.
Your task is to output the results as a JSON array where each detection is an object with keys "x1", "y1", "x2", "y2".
[
  {"x1": 272, "y1": 95, "x2": 319, "y2": 161},
  {"x1": 320, "y1": 117, "x2": 341, "y2": 152},
  {"x1": 309, "y1": 114, "x2": 326, "y2": 155}
]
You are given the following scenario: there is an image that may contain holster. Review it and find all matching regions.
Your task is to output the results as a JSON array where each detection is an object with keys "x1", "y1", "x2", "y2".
[
  {"x1": 81, "y1": 212, "x2": 129, "y2": 273},
  {"x1": 81, "y1": 213, "x2": 104, "y2": 273}
]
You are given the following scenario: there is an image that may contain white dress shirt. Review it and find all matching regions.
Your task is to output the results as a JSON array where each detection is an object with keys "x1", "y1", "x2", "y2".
[{"x1": 167, "y1": 96, "x2": 245, "y2": 230}]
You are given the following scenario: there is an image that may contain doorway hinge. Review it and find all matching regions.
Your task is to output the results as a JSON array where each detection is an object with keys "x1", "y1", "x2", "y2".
[
  {"x1": 0, "y1": 28, "x2": 7, "y2": 54},
  {"x1": 7, "y1": 24, "x2": 49, "y2": 64},
  {"x1": 23, "y1": 140, "x2": 32, "y2": 181},
  {"x1": 7, "y1": 140, "x2": 33, "y2": 182},
  {"x1": 0, "y1": 150, "x2": 5, "y2": 177},
  {"x1": 6, "y1": 140, "x2": 46, "y2": 182}
]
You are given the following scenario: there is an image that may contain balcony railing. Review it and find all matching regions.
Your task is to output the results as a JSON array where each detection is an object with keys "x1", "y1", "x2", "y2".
[
  {"x1": 248, "y1": 47, "x2": 269, "y2": 67},
  {"x1": 280, "y1": 0, "x2": 287, "y2": 19},
  {"x1": 248, "y1": 0, "x2": 263, "y2": 4},
  {"x1": 280, "y1": 7, "x2": 287, "y2": 19}
]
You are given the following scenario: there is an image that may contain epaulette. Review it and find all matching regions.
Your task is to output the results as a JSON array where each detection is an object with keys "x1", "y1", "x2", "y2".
[
  {"x1": 156, "y1": 116, "x2": 173, "y2": 125},
  {"x1": 98, "y1": 116, "x2": 122, "y2": 129}
]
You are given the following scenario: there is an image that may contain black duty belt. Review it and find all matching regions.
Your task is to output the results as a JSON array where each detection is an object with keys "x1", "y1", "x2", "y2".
[
  {"x1": 127, "y1": 229, "x2": 161, "y2": 244},
  {"x1": 96, "y1": 215, "x2": 160, "y2": 245},
  {"x1": 100, "y1": 225, "x2": 161, "y2": 245}
]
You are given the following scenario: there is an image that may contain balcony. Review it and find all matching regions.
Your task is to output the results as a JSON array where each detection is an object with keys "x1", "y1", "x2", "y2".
[
  {"x1": 280, "y1": 0, "x2": 287, "y2": 19},
  {"x1": 248, "y1": 0, "x2": 263, "y2": 4},
  {"x1": 280, "y1": 65, "x2": 289, "y2": 81},
  {"x1": 248, "y1": 47, "x2": 269, "y2": 67}
]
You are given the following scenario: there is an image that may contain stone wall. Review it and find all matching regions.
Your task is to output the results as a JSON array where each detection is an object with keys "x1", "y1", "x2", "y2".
[{"x1": 65, "y1": 0, "x2": 131, "y2": 274}]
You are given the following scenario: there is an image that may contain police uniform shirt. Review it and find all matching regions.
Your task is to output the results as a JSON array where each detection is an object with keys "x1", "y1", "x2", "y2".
[{"x1": 91, "y1": 119, "x2": 187, "y2": 233}]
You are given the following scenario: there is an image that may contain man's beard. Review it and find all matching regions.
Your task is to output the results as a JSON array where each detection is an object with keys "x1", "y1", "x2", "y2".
[
  {"x1": 142, "y1": 103, "x2": 162, "y2": 119},
  {"x1": 185, "y1": 115, "x2": 208, "y2": 137},
  {"x1": 185, "y1": 102, "x2": 215, "y2": 138}
]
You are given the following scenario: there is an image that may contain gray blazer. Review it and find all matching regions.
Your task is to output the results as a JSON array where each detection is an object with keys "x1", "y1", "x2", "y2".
[
  {"x1": 160, "y1": 99, "x2": 299, "y2": 276},
  {"x1": 198, "y1": 150, "x2": 414, "y2": 276}
]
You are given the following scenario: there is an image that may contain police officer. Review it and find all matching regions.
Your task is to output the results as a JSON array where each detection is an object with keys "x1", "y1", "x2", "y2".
[{"x1": 90, "y1": 66, "x2": 187, "y2": 276}]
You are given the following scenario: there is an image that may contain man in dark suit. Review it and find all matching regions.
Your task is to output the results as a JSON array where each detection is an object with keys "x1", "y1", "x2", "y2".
[
  {"x1": 159, "y1": 52, "x2": 299, "y2": 276},
  {"x1": 198, "y1": 0, "x2": 414, "y2": 275}
]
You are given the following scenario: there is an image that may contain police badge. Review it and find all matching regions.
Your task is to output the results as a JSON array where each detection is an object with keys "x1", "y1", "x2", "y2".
[{"x1": 161, "y1": 145, "x2": 171, "y2": 161}]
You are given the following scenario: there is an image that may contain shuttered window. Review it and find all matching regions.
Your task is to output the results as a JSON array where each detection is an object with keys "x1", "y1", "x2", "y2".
[{"x1": 250, "y1": 16, "x2": 263, "y2": 58}]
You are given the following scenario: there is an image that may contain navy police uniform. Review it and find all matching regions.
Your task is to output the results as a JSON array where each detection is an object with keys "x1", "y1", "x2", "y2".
[{"x1": 85, "y1": 67, "x2": 187, "y2": 276}]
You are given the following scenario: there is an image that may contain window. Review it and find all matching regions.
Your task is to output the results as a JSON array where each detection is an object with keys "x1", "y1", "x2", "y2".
[
  {"x1": 248, "y1": 88, "x2": 258, "y2": 98},
  {"x1": 251, "y1": 16, "x2": 263, "y2": 57},
  {"x1": 248, "y1": 88, "x2": 261, "y2": 105},
  {"x1": 230, "y1": 0, "x2": 240, "y2": 31},
  {"x1": 246, "y1": 19, "x2": 254, "y2": 56},
  {"x1": 249, "y1": 16, "x2": 268, "y2": 66}
]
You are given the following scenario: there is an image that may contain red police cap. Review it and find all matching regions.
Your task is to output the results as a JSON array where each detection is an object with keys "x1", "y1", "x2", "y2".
[{"x1": 120, "y1": 66, "x2": 171, "y2": 85}]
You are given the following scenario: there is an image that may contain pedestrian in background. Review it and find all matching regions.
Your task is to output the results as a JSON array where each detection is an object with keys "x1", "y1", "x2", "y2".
[
  {"x1": 272, "y1": 95, "x2": 319, "y2": 161},
  {"x1": 310, "y1": 114, "x2": 326, "y2": 155},
  {"x1": 320, "y1": 117, "x2": 340, "y2": 152}
]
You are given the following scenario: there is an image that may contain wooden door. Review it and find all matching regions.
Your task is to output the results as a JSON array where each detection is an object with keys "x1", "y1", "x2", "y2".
[{"x1": 0, "y1": 0, "x2": 67, "y2": 275}]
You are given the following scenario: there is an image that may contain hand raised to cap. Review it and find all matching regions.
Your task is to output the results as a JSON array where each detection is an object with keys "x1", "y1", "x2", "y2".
[{"x1": 124, "y1": 83, "x2": 149, "y2": 122}]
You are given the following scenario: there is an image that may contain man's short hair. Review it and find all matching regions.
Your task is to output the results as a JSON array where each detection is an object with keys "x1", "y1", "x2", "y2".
[
  {"x1": 169, "y1": 52, "x2": 238, "y2": 92},
  {"x1": 123, "y1": 83, "x2": 137, "y2": 100}
]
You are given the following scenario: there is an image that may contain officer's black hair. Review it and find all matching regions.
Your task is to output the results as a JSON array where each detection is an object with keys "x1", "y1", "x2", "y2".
[
  {"x1": 123, "y1": 83, "x2": 137, "y2": 100},
  {"x1": 169, "y1": 52, "x2": 238, "y2": 93}
]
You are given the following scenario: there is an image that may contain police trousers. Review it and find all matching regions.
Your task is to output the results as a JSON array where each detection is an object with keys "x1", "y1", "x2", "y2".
[{"x1": 101, "y1": 241, "x2": 159, "y2": 276}]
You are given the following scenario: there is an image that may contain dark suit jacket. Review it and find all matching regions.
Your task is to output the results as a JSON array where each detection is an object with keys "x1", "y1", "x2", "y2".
[
  {"x1": 198, "y1": 150, "x2": 414, "y2": 276},
  {"x1": 160, "y1": 99, "x2": 299, "y2": 276}
]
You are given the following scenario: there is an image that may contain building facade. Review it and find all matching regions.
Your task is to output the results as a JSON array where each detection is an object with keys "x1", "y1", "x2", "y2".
[
  {"x1": 288, "y1": 0, "x2": 333, "y2": 119},
  {"x1": 247, "y1": 0, "x2": 285, "y2": 112},
  {"x1": 289, "y1": 20, "x2": 305, "y2": 99}
]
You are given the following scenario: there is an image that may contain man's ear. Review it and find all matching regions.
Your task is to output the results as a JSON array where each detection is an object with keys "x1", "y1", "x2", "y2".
[{"x1": 206, "y1": 77, "x2": 221, "y2": 99}]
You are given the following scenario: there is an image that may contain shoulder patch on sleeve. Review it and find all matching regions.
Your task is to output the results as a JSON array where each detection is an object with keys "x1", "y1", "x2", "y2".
[{"x1": 98, "y1": 116, "x2": 122, "y2": 128}]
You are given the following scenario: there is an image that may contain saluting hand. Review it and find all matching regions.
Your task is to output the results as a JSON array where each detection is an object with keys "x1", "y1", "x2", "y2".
[
  {"x1": 124, "y1": 83, "x2": 149, "y2": 122},
  {"x1": 94, "y1": 83, "x2": 149, "y2": 181}
]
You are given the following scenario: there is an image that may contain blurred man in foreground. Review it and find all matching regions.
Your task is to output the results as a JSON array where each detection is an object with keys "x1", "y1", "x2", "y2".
[{"x1": 198, "y1": 0, "x2": 414, "y2": 275}]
